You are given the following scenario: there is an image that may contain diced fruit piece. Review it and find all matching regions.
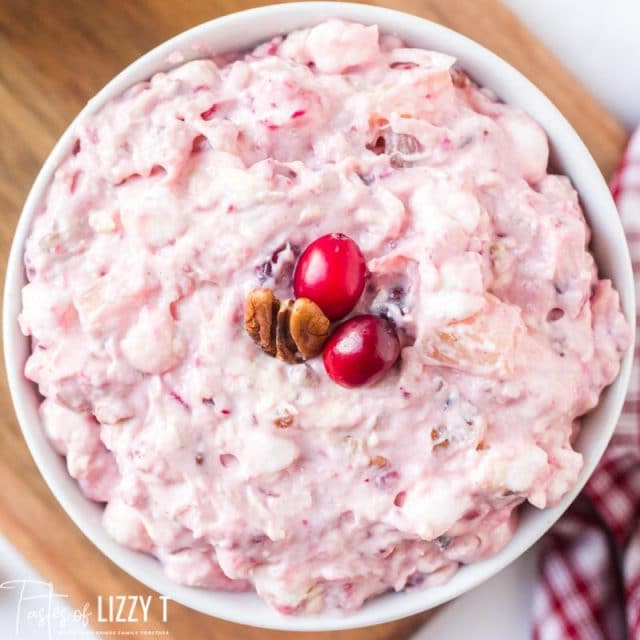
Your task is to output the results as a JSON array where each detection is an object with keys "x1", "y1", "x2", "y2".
[
  {"x1": 121, "y1": 307, "x2": 185, "y2": 374},
  {"x1": 424, "y1": 296, "x2": 522, "y2": 376},
  {"x1": 323, "y1": 315, "x2": 400, "y2": 387},
  {"x1": 73, "y1": 267, "x2": 158, "y2": 335},
  {"x1": 293, "y1": 233, "x2": 366, "y2": 320}
]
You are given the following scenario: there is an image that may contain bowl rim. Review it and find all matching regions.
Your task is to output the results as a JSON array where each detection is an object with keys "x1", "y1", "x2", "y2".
[{"x1": 3, "y1": 1, "x2": 635, "y2": 631}]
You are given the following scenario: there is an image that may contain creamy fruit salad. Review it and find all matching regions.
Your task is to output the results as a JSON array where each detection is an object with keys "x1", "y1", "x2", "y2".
[{"x1": 20, "y1": 20, "x2": 630, "y2": 613}]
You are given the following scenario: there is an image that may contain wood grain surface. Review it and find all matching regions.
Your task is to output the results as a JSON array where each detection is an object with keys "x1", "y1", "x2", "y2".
[{"x1": 0, "y1": 1, "x2": 628, "y2": 639}]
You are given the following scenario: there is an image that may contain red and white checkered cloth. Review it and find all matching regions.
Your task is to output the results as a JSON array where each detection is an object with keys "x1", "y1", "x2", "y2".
[{"x1": 533, "y1": 128, "x2": 640, "y2": 640}]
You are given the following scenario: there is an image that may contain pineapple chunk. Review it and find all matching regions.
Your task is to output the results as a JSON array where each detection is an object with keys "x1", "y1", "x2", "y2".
[{"x1": 424, "y1": 295, "x2": 523, "y2": 376}]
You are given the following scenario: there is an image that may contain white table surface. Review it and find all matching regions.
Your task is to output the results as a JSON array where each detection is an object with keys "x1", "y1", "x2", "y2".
[{"x1": 2, "y1": 2, "x2": 638, "y2": 638}]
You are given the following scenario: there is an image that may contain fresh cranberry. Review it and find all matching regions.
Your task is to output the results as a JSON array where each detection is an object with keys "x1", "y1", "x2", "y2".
[
  {"x1": 323, "y1": 315, "x2": 400, "y2": 387},
  {"x1": 293, "y1": 233, "x2": 366, "y2": 320}
]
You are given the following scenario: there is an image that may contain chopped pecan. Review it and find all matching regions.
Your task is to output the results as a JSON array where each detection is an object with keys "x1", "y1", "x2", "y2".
[
  {"x1": 244, "y1": 288, "x2": 330, "y2": 364},
  {"x1": 431, "y1": 427, "x2": 450, "y2": 451},
  {"x1": 274, "y1": 411, "x2": 295, "y2": 428},
  {"x1": 367, "y1": 128, "x2": 421, "y2": 168},
  {"x1": 244, "y1": 288, "x2": 279, "y2": 356},
  {"x1": 451, "y1": 67, "x2": 470, "y2": 88},
  {"x1": 371, "y1": 455, "x2": 389, "y2": 468}
]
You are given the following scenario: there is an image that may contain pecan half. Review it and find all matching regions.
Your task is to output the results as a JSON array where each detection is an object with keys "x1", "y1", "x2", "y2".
[
  {"x1": 244, "y1": 288, "x2": 330, "y2": 364},
  {"x1": 289, "y1": 298, "x2": 330, "y2": 359},
  {"x1": 276, "y1": 299, "x2": 301, "y2": 363},
  {"x1": 244, "y1": 288, "x2": 279, "y2": 356}
]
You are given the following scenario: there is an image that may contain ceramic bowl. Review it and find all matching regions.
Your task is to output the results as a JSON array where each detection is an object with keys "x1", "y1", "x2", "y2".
[{"x1": 3, "y1": 2, "x2": 635, "y2": 630}]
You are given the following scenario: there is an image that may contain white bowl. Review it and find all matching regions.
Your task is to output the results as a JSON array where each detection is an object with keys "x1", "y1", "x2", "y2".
[{"x1": 3, "y1": 2, "x2": 635, "y2": 631}]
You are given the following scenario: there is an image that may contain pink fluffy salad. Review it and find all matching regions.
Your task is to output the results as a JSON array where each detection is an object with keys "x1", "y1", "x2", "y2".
[{"x1": 19, "y1": 20, "x2": 630, "y2": 613}]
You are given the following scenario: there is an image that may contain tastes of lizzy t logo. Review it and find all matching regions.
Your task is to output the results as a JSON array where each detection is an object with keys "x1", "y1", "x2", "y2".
[{"x1": 0, "y1": 580, "x2": 169, "y2": 639}]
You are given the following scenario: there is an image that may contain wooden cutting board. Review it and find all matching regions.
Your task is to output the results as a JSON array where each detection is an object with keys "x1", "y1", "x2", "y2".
[{"x1": 0, "y1": 1, "x2": 627, "y2": 638}]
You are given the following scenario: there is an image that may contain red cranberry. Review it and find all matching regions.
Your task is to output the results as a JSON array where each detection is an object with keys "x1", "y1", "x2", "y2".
[
  {"x1": 293, "y1": 233, "x2": 366, "y2": 320},
  {"x1": 323, "y1": 315, "x2": 400, "y2": 387}
]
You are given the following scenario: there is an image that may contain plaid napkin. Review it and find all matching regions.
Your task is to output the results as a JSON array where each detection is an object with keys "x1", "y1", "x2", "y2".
[{"x1": 533, "y1": 128, "x2": 640, "y2": 640}]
